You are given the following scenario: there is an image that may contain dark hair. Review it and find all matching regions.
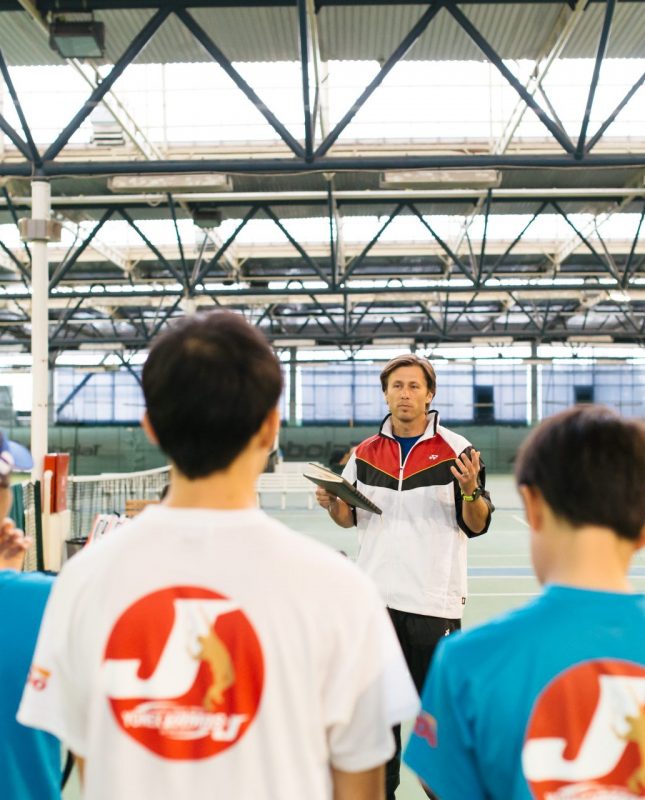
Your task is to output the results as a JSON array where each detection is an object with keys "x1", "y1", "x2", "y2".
[
  {"x1": 515, "y1": 405, "x2": 645, "y2": 541},
  {"x1": 379, "y1": 355, "x2": 437, "y2": 394},
  {"x1": 142, "y1": 311, "x2": 283, "y2": 479}
]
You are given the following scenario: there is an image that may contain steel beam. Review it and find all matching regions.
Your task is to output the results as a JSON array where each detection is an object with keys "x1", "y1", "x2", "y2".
[
  {"x1": 19, "y1": 328, "x2": 640, "y2": 351},
  {"x1": 42, "y1": 8, "x2": 172, "y2": 162},
  {"x1": 5, "y1": 153, "x2": 645, "y2": 180},
  {"x1": 477, "y1": 189, "x2": 492, "y2": 284},
  {"x1": 327, "y1": 179, "x2": 339, "y2": 289},
  {"x1": 550, "y1": 200, "x2": 622, "y2": 284},
  {"x1": 0, "y1": 112, "x2": 31, "y2": 160},
  {"x1": 117, "y1": 208, "x2": 186, "y2": 286},
  {"x1": 201, "y1": 227, "x2": 240, "y2": 277},
  {"x1": 2, "y1": 281, "x2": 644, "y2": 305},
  {"x1": 622, "y1": 204, "x2": 645, "y2": 288},
  {"x1": 191, "y1": 206, "x2": 258, "y2": 290},
  {"x1": 446, "y1": 294, "x2": 477, "y2": 335},
  {"x1": 0, "y1": 238, "x2": 30, "y2": 280},
  {"x1": 262, "y1": 205, "x2": 330, "y2": 284},
  {"x1": 59, "y1": 214, "x2": 134, "y2": 274},
  {"x1": 167, "y1": 193, "x2": 189, "y2": 289},
  {"x1": 56, "y1": 373, "x2": 93, "y2": 415},
  {"x1": 115, "y1": 352, "x2": 143, "y2": 387},
  {"x1": 494, "y1": 0, "x2": 586, "y2": 155},
  {"x1": 50, "y1": 297, "x2": 86, "y2": 341},
  {"x1": 446, "y1": 4, "x2": 576, "y2": 154},
  {"x1": 297, "y1": 0, "x2": 314, "y2": 160},
  {"x1": 73, "y1": 60, "x2": 165, "y2": 161},
  {"x1": 314, "y1": 2, "x2": 443, "y2": 158},
  {"x1": 175, "y1": 8, "x2": 305, "y2": 159},
  {"x1": 5, "y1": 1, "x2": 631, "y2": 9},
  {"x1": 14, "y1": 0, "x2": 166, "y2": 162},
  {"x1": 307, "y1": 293, "x2": 344, "y2": 335},
  {"x1": 575, "y1": 0, "x2": 615, "y2": 158},
  {"x1": 343, "y1": 203, "x2": 405, "y2": 280},
  {"x1": 49, "y1": 209, "x2": 115, "y2": 291},
  {"x1": 585, "y1": 70, "x2": 645, "y2": 153},
  {"x1": 0, "y1": 49, "x2": 39, "y2": 164},
  {"x1": 149, "y1": 296, "x2": 183, "y2": 339},
  {"x1": 2, "y1": 187, "x2": 645, "y2": 210},
  {"x1": 2, "y1": 186, "x2": 31, "y2": 269},
  {"x1": 407, "y1": 203, "x2": 475, "y2": 282},
  {"x1": 482, "y1": 202, "x2": 549, "y2": 283}
]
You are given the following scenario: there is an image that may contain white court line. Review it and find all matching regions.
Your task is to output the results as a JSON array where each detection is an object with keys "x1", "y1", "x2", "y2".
[
  {"x1": 469, "y1": 575, "x2": 536, "y2": 579},
  {"x1": 512, "y1": 515, "x2": 529, "y2": 527},
  {"x1": 470, "y1": 592, "x2": 539, "y2": 597},
  {"x1": 471, "y1": 554, "x2": 530, "y2": 558}
]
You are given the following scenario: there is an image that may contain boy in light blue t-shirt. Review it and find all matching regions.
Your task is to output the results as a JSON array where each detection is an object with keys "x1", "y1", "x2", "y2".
[
  {"x1": 0, "y1": 437, "x2": 60, "y2": 800},
  {"x1": 404, "y1": 406, "x2": 645, "y2": 800}
]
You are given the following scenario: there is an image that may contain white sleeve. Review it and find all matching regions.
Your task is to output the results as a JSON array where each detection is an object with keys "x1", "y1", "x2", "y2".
[
  {"x1": 324, "y1": 597, "x2": 419, "y2": 773},
  {"x1": 17, "y1": 564, "x2": 90, "y2": 756},
  {"x1": 341, "y1": 451, "x2": 357, "y2": 485}
]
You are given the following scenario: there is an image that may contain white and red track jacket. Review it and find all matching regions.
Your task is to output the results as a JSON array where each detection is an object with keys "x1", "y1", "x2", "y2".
[{"x1": 342, "y1": 411, "x2": 493, "y2": 619}]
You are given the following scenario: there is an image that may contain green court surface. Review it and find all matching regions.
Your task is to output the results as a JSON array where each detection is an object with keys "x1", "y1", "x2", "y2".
[{"x1": 62, "y1": 475, "x2": 645, "y2": 800}]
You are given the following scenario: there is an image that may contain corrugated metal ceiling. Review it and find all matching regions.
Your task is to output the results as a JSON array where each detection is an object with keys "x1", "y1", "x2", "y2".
[{"x1": 1, "y1": 3, "x2": 644, "y2": 67}]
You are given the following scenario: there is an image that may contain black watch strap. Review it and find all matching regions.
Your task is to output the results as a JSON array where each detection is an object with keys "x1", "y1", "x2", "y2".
[{"x1": 461, "y1": 486, "x2": 482, "y2": 502}]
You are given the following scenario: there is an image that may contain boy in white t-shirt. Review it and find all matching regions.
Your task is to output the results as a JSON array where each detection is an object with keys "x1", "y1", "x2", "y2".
[{"x1": 19, "y1": 311, "x2": 418, "y2": 800}]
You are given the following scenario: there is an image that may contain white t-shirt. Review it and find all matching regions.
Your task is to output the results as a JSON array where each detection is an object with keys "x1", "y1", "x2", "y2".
[{"x1": 19, "y1": 506, "x2": 418, "y2": 800}]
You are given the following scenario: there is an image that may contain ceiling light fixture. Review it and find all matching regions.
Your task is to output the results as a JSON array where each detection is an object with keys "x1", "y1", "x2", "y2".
[
  {"x1": 380, "y1": 169, "x2": 501, "y2": 189},
  {"x1": 49, "y1": 16, "x2": 105, "y2": 60},
  {"x1": 108, "y1": 174, "x2": 233, "y2": 192}
]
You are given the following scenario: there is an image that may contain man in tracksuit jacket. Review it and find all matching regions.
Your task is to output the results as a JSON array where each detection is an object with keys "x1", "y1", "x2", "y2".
[{"x1": 316, "y1": 354, "x2": 494, "y2": 800}]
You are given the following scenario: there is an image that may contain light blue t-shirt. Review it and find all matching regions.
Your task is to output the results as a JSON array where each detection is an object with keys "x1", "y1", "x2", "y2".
[
  {"x1": 404, "y1": 585, "x2": 645, "y2": 800},
  {"x1": 0, "y1": 570, "x2": 60, "y2": 800}
]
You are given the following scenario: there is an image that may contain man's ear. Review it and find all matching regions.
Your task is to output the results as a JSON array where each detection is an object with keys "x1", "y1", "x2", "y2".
[
  {"x1": 636, "y1": 525, "x2": 645, "y2": 554},
  {"x1": 141, "y1": 412, "x2": 159, "y2": 445},
  {"x1": 518, "y1": 484, "x2": 544, "y2": 534},
  {"x1": 257, "y1": 406, "x2": 280, "y2": 450}
]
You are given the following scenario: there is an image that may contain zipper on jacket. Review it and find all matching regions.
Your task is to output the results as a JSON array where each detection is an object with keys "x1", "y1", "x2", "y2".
[{"x1": 398, "y1": 437, "x2": 423, "y2": 491}]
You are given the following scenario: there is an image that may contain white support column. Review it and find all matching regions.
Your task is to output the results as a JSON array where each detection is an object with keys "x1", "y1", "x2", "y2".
[
  {"x1": 530, "y1": 340, "x2": 539, "y2": 425},
  {"x1": 289, "y1": 347, "x2": 297, "y2": 426},
  {"x1": 30, "y1": 179, "x2": 51, "y2": 480}
]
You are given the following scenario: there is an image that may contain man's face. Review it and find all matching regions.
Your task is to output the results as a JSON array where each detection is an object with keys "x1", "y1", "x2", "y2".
[{"x1": 383, "y1": 365, "x2": 433, "y2": 425}]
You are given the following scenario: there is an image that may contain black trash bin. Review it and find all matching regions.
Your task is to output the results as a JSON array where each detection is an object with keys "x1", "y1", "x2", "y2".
[{"x1": 65, "y1": 537, "x2": 87, "y2": 561}]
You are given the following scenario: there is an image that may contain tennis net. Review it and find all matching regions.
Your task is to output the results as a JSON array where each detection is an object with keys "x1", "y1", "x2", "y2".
[
  {"x1": 17, "y1": 465, "x2": 170, "y2": 571},
  {"x1": 66, "y1": 465, "x2": 170, "y2": 539}
]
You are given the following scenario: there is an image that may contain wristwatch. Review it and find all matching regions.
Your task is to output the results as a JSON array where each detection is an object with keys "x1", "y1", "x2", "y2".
[{"x1": 461, "y1": 486, "x2": 482, "y2": 502}]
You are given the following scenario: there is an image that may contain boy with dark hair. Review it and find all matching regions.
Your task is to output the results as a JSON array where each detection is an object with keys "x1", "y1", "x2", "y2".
[
  {"x1": 403, "y1": 405, "x2": 645, "y2": 800},
  {"x1": 19, "y1": 311, "x2": 418, "y2": 800}
]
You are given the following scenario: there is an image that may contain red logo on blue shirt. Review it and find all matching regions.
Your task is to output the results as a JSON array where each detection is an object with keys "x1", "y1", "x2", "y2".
[
  {"x1": 413, "y1": 710, "x2": 438, "y2": 748},
  {"x1": 102, "y1": 586, "x2": 264, "y2": 760},
  {"x1": 522, "y1": 659, "x2": 645, "y2": 799}
]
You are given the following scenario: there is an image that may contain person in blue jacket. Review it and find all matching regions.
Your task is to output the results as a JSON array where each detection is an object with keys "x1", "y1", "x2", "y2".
[
  {"x1": 0, "y1": 434, "x2": 61, "y2": 799},
  {"x1": 404, "y1": 405, "x2": 645, "y2": 800}
]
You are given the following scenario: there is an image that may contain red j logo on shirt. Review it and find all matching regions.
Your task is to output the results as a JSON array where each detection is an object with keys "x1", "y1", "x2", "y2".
[
  {"x1": 102, "y1": 586, "x2": 264, "y2": 760},
  {"x1": 522, "y1": 659, "x2": 645, "y2": 799}
]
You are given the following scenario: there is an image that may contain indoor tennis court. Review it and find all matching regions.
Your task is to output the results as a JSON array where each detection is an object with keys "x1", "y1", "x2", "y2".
[{"x1": 52, "y1": 472, "x2": 645, "y2": 800}]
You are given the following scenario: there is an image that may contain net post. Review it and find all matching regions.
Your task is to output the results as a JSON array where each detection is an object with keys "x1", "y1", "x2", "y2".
[{"x1": 33, "y1": 480, "x2": 45, "y2": 572}]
